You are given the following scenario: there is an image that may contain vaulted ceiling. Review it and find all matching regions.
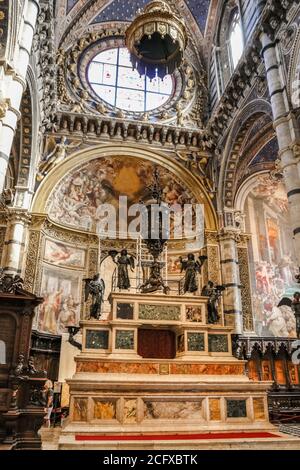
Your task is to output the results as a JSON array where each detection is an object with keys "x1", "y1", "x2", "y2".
[{"x1": 65, "y1": 0, "x2": 212, "y2": 35}]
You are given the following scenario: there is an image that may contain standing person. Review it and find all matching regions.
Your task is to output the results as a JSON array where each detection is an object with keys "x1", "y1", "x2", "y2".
[{"x1": 43, "y1": 380, "x2": 54, "y2": 428}]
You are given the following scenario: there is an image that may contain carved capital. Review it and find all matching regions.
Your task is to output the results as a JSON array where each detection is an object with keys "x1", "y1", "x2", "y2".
[
  {"x1": 7, "y1": 209, "x2": 32, "y2": 225},
  {"x1": 218, "y1": 229, "x2": 241, "y2": 244}
]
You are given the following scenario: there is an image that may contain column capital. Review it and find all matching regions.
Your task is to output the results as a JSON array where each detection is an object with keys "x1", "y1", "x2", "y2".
[
  {"x1": 217, "y1": 228, "x2": 241, "y2": 244},
  {"x1": 6, "y1": 209, "x2": 32, "y2": 225}
]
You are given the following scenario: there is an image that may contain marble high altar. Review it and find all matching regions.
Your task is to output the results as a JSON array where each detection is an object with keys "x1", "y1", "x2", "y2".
[{"x1": 59, "y1": 288, "x2": 274, "y2": 449}]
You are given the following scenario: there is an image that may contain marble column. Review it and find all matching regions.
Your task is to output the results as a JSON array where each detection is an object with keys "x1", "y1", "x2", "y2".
[
  {"x1": 260, "y1": 32, "x2": 300, "y2": 265},
  {"x1": 1, "y1": 211, "x2": 31, "y2": 275},
  {"x1": 0, "y1": 0, "x2": 40, "y2": 194},
  {"x1": 218, "y1": 229, "x2": 243, "y2": 334}
]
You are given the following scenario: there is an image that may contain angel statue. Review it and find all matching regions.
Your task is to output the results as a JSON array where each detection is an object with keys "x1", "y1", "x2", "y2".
[
  {"x1": 201, "y1": 281, "x2": 225, "y2": 324},
  {"x1": 84, "y1": 274, "x2": 105, "y2": 320},
  {"x1": 109, "y1": 249, "x2": 135, "y2": 290},
  {"x1": 179, "y1": 253, "x2": 207, "y2": 294},
  {"x1": 37, "y1": 136, "x2": 82, "y2": 181}
]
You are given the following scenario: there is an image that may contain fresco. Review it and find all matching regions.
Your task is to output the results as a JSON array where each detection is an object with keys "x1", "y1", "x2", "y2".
[
  {"x1": 46, "y1": 156, "x2": 195, "y2": 234},
  {"x1": 44, "y1": 239, "x2": 86, "y2": 268},
  {"x1": 245, "y1": 175, "x2": 298, "y2": 337},
  {"x1": 38, "y1": 266, "x2": 82, "y2": 335},
  {"x1": 167, "y1": 255, "x2": 182, "y2": 275}
]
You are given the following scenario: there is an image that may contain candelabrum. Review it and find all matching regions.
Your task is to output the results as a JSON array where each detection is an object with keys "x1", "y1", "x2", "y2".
[{"x1": 67, "y1": 326, "x2": 82, "y2": 350}]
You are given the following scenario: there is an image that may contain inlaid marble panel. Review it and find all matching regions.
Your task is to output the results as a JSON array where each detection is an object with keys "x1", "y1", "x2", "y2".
[
  {"x1": 93, "y1": 400, "x2": 116, "y2": 420},
  {"x1": 123, "y1": 399, "x2": 137, "y2": 423},
  {"x1": 209, "y1": 398, "x2": 221, "y2": 421},
  {"x1": 186, "y1": 305, "x2": 203, "y2": 322},
  {"x1": 144, "y1": 401, "x2": 203, "y2": 420},
  {"x1": 187, "y1": 332, "x2": 205, "y2": 351},
  {"x1": 73, "y1": 398, "x2": 88, "y2": 422},
  {"x1": 253, "y1": 398, "x2": 265, "y2": 420},
  {"x1": 139, "y1": 304, "x2": 181, "y2": 321},
  {"x1": 76, "y1": 360, "x2": 245, "y2": 375},
  {"x1": 115, "y1": 330, "x2": 134, "y2": 349},
  {"x1": 77, "y1": 361, "x2": 159, "y2": 374},
  {"x1": 86, "y1": 330, "x2": 109, "y2": 349},
  {"x1": 208, "y1": 334, "x2": 228, "y2": 353},
  {"x1": 226, "y1": 399, "x2": 247, "y2": 418},
  {"x1": 116, "y1": 303, "x2": 134, "y2": 320}
]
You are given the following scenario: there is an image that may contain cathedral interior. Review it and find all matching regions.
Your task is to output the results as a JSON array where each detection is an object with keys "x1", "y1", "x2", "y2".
[{"x1": 1, "y1": 0, "x2": 300, "y2": 451}]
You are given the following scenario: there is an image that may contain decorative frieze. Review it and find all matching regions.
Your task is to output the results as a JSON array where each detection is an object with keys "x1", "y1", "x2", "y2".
[{"x1": 237, "y1": 246, "x2": 254, "y2": 332}]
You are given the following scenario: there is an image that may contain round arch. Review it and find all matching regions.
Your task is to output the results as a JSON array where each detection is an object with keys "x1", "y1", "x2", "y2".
[
  {"x1": 31, "y1": 143, "x2": 218, "y2": 231},
  {"x1": 217, "y1": 99, "x2": 273, "y2": 212},
  {"x1": 234, "y1": 169, "x2": 271, "y2": 213}
]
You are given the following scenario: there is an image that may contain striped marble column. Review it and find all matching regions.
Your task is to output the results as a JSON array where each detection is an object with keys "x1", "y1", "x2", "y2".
[
  {"x1": 260, "y1": 32, "x2": 300, "y2": 265},
  {"x1": 1, "y1": 210, "x2": 31, "y2": 274},
  {"x1": 218, "y1": 229, "x2": 243, "y2": 334},
  {"x1": 0, "y1": 0, "x2": 40, "y2": 194}
]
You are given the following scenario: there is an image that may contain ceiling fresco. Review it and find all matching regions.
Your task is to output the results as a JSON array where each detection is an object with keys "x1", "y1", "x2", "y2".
[
  {"x1": 250, "y1": 139, "x2": 279, "y2": 166},
  {"x1": 66, "y1": 0, "x2": 211, "y2": 34},
  {"x1": 67, "y1": 0, "x2": 80, "y2": 13}
]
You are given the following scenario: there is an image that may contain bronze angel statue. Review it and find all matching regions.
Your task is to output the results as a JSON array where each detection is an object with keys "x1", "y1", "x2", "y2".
[
  {"x1": 109, "y1": 249, "x2": 135, "y2": 290},
  {"x1": 179, "y1": 254, "x2": 207, "y2": 294},
  {"x1": 84, "y1": 274, "x2": 105, "y2": 320}
]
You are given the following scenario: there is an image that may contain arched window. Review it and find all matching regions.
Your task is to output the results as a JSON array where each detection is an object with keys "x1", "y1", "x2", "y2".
[
  {"x1": 210, "y1": 2, "x2": 245, "y2": 106},
  {"x1": 228, "y1": 9, "x2": 244, "y2": 71}
]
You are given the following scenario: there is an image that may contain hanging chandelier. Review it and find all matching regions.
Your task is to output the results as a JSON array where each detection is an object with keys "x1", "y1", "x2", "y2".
[{"x1": 125, "y1": 0, "x2": 187, "y2": 80}]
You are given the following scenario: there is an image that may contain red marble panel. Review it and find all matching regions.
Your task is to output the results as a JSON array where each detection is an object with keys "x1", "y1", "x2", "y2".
[{"x1": 76, "y1": 361, "x2": 244, "y2": 375}]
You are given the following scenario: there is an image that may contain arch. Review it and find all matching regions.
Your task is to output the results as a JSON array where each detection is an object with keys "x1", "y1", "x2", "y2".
[
  {"x1": 218, "y1": 99, "x2": 273, "y2": 211},
  {"x1": 26, "y1": 65, "x2": 42, "y2": 194},
  {"x1": 31, "y1": 143, "x2": 218, "y2": 231},
  {"x1": 234, "y1": 169, "x2": 271, "y2": 213}
]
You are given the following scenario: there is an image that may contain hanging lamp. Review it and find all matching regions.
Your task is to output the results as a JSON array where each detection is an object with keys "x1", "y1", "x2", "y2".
[{"x1": 125, "y1": 0, "x2": 187, "y2": 80}]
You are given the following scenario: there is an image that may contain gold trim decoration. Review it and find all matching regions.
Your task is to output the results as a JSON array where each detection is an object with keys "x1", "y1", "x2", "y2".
[
  {"x1": 237, "y1": 246, "x2": 254, "y2": 332},
  {"x1": 24, "y1": 231, "x2": 42, "y2": 292}
]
